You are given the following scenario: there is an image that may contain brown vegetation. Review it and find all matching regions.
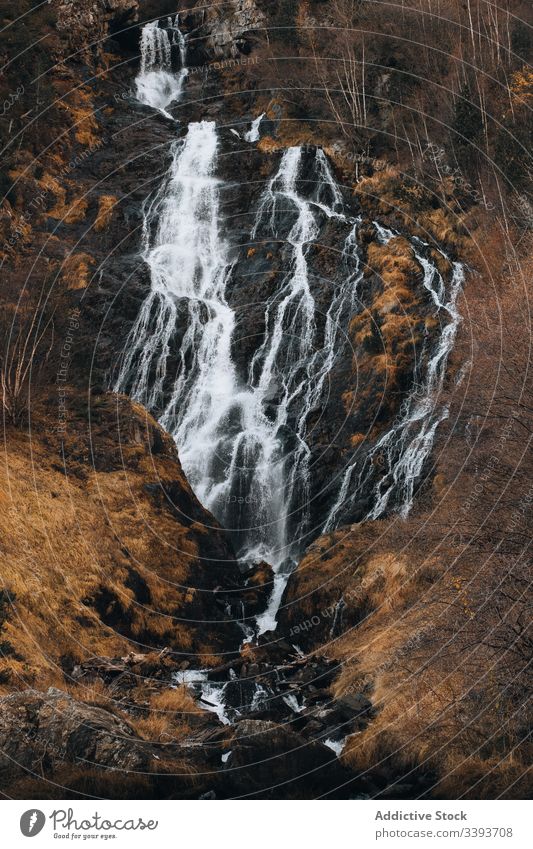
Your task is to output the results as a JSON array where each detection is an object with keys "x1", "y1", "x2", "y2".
[{"x1": 0, "y1": 393, "x2": 239, "y2": 690}]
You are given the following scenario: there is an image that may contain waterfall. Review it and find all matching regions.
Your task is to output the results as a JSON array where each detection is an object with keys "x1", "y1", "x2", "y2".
[
  {"x1": 136, "y1": 19, "x2": 188, "y2": 117},
  {"x1": 247, "y1": 147, "x2": 347, "y2": 552},
  {"x1": 113, "y1": 121, "x2": 238, "y2": 501},
  {"x1": 167, "y1": 15, "x2": 188, "y2": 68},
  {"x1": 116, "y1": 95, "x2": 463, "y2": 631},
  {"x1": 114, "y1": 122, "x2": 289, "y2": 574},
  {"x1": 323, "y1": 238, "x2": 464, "y2": 531},
  {"x1": 115, "y1": 140, "x2": 362, "y2": 632},
  {"x1": 366, "y1": 259, "x2": 463, "y2": 519},
  {"x1": 139, "y1": 21, "x2": 171, "y2": 73},
  {"x1": 245, "y1": 113, "x2": 265, "y2": 143}
]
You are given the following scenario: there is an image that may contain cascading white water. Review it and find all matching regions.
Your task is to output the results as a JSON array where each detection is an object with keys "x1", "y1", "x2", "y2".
[
  {"x1": 113, "y1": 18, "x2": 467, "y2": 751},
  {"x1": 244, "y1": 147, "x2": 358, "y2": 631},
  {"x1": 366, "y1": 260, "x2": 463, "y2": 519},
  {"x1": 245, "y1": 113, "x2": 265, "y2": 143},
  {"x1": 113, "y1": 121, "x2": 239, "y2": 503},
  {"x1": 248, "y1": 147, "x2": 347, "y2": 544},
  {"x1": 115, "y1": 138, "x2": 361, "y2": 632},
  {"x1": 114, "y1": 123, "x2": 291, "y2": 583},
  {"x1": 136, "y1": 18, "x2": 188, "y2": 117},
  {"x1": 323, "y1": 229, "x2": 463, "y2": 531},
  {"x1": 166, "y1": 15, "x2": 188, "y2": 68}
]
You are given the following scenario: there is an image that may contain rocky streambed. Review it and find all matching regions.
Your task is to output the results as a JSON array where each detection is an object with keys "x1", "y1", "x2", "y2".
[{"x1": 0, "y1": 643, "x2": 381, "y2": 799}]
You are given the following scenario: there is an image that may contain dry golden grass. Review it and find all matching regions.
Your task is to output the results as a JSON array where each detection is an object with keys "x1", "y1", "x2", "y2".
[
  {"x1": 134, "y1": 714, "x2": 179, "y2": 742},
  {"x1": 437, "y1": 757, "x2": 532, "y2": 801},
  {"x1": 94, "y1": 195, "x2": 117, "y2": 232},
  {"x1": 57, "y1": 87, "x2": 100, "y2": 148},
  {"x1": 150, "y1": 685, "x2": 202, "y2": 715},
  {"x1": 60, "y1": 252, "x2": 95, "y2": 289},
  {"x1": 345, "y1": 233, "x2": 430, "y2": 406},
  {"x1": 0, "y1": 202, "x2": 33, "y2": 263},
  {"x1": 355, "y1": 169, "x2": 466, "y2": 252},
  {"x1": 36, "y1": 173, "x2": 88, "y2": 224},
  {"x1": 284, "y1": 491, "x2": 531, "y2": 799},
  {"x1": 0, "y1": 395, "x2": 236, "y2": 690},
  {"x1": 133, "y1": 687, "x2": 204, "y2": 741},
  {"x1": 62, "y1": 678, "x2": 117, "y2": 710}
]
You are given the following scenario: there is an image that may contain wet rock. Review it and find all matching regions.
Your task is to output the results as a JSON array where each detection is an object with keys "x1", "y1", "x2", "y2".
[
  {"x1": 313, "y1": 705, "x2": 367, "y2": 744},
  {"x1": 223, "y1": 678, "x2": 262, "y2": 714},
  {"x1": 337, "y1": 692, "x2": 373, "y2": 718},
  {"x1": 220, "y1": 718, "x2": 359, "y2": 798},
  {"x1": 184, "y1": 0, "x2": 266, "y2": 62},
  {"x1": 55, "y1": 0, "x2": 140, "y2": 60},
  {"x1": 241, "y1": 560, "x2": 274, "y2": 618},
  {"x1": 300, "y1": 719, "x2": 324, "y2": 737}
]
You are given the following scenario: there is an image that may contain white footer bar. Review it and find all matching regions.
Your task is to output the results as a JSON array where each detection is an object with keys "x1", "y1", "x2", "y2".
[{"x1": 4, "y1": 799, "x2": 530, "y2": 848}]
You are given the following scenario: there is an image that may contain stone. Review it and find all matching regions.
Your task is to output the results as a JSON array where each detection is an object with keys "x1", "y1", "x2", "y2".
[
  {"x1": 219, "y1": 719, "x2": 359, "y2": 799},
  {"x1": 0, "y1": 688, "x2": 149, "y2": 783}
]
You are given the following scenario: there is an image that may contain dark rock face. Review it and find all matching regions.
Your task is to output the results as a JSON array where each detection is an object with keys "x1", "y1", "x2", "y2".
[
  {"x1": 55, "y1": 1, "x2": 140, "y2": 58},
  {"x1": 240, "y1": 560, "x2": 275, "y2": 618},
  {"x1": 220, "y1": 719, "x2": 356, "y2": 799},
  {"x1": 0, "y1": 656, "x2": 406, "y2": 799},
  {"x1": 179, "y1": 0, "x2": 266, "y2": 64},
  {"x1": 0, "y1": 688, "x2": 149, "y2": 781},
  {"x1": 110, "y1": 0, "x2": 266, "y2": 66},
  {"x1": 0, "y1": 681, "x2": 369, "y2": 800}
]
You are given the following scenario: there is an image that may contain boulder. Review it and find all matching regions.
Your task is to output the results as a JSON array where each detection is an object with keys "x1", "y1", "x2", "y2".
[
  {"x1": 0, "y1": 688, "x2": 149, "y2": 783},
  {"x1": 337, "y1": 692, "x2": 373, "y2": 718},
  {"x1": 240, "y1": 560, "x2": 275, "y2": 618},
  {"x1": 219, "y1": 718, "x2": 359, "y2": 798}
]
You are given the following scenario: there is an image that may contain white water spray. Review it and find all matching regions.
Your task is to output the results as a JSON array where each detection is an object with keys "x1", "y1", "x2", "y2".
[
  {"x1": 323, "y1": 234, "x2": 463, "y2": 531},
  {"x1": 245, "y1": 113, "x2": 265, "y2": 142},
  {"x1": 136, "y1": 18, "x2": 188, "y2": 117},
  {"x1": 115, "y1": 140, "x2": 361, "y2": 631}
]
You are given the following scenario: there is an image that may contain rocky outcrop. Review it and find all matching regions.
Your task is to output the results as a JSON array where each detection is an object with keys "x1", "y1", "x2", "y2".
[
  {"x1": 200, "y1": 0, "x2": 265, "y2": 60},
  {"x1": 240, "y1": 561, "x2": 275, "y2": 619},
  {"x1": 0, "y1": 688, "x2": 149, "y2": 779},
  {"x1": 54, "y1": 0, "x2": 139, "y2": 59},
  {"x1": 0, "y1": 681, "x2": 368, "y2": 800},
  {"x1": 179, "y1": 0, "x2": 266, "y2": 63},
  {"x1": 0, "y1": 685, "x2": 219, "y2": 798},
  {"x1": 0, "y1": 393, "x2": 243, "y2": 688},
  {"x1": 276, "y1": 523, "x2": 393, "y2": 652}
]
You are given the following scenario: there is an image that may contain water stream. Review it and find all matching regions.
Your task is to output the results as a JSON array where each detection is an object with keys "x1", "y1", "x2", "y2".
[
  {"x1": 117, "y1": 19, "x2": 463, "y2": 640},
  {"x1": 135, "y1": 17, "x2": 188, "y2": 117},
  {"x1": 323, "y1": 232, "x2": 463, "y2": 531}
]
